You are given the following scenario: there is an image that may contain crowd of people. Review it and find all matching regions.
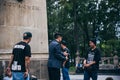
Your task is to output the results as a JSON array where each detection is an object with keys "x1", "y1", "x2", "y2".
[
  {"x1": 4, "y1": 32, "x2": 114, "y2": 80},
  {"x1": 48, "y1": 33, "x2": 102, "y2": 80}
]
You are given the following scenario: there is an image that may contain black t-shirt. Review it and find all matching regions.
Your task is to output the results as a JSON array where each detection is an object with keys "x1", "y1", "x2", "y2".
[
  {"x1": 11, "y1": 41, "x2": 31, "y2": 72},
  {"x1": 85, "y1": 48, "x2": 101, "y2": 71}
]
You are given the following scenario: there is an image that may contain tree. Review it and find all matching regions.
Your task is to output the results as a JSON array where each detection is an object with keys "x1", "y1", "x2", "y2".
[{"x1": 47, "y1": 0, "x2": 120, "y2": 58}]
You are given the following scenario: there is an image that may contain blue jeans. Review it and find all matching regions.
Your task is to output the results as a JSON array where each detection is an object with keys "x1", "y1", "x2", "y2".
[
  {"x1": 84, "y1": 70, "x2": 98, "y2": 80},
  {"x1": 12, "y1": 72, "x2": 30, "y2": 80},
  {"x1": 62, "y1": 67, "x2": 70, "y2": 80}
]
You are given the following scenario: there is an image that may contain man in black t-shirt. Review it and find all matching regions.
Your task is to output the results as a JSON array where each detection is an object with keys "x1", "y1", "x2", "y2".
[
  {"x1": 83, "y1": 39, "x2": 101, "y2": 80},
  {"x1": 7, "y1": 32, "x2": 32, "y2": 80}
]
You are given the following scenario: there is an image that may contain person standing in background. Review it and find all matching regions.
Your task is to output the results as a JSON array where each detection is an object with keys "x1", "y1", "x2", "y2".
[
  {"x1": 61, "y1": 40, "x2": 70, "y2": 80},
  {"x1": 48, "y1": 33, "x2": 68, "y2": 80},
  {"x1": 83, "y1": 39, "x2": 101, "y2": 80},
  {"x1": 7, "y1": 32, "x2": 32, "y2": 80}
]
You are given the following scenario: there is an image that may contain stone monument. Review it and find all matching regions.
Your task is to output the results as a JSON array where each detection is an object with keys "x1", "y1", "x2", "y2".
[{"x1": 0, "y1": 0, "x2": 48, "y2": 79}]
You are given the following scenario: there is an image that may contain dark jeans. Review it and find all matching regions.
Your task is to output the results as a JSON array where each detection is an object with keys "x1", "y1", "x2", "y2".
[
  {"x1": 84, "y1": 70, "x2": 98, "y2": 80},
  {"x1": 62, "y1": 67, "x2": 70, "y2": 80},
  {"x1": 48, "y1": 67, "x2": 60, "y2": 80}
]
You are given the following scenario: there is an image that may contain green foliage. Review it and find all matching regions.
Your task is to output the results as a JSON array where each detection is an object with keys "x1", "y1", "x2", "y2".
[
  {"x1": 101, "y1": 39, "x2": 120, "y2": 57},
  {"x1": 47, "y1": 0, "x2": 120, "y2": 58},
  {"x1": 69, "y1": 66, "x2": 76, "y2": 73}
]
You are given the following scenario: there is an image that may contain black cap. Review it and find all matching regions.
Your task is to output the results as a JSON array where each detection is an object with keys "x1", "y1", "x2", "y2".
[
  {"x1": 61, "y1": 40, "x2": 67, "y2": 46},
  {"x1": 23, "y1": 32, "x2": 32, "y2": 39},
  {"x1": 90, "y1": 38, "x2": 96, "y2": 45},
  {"x1": 54, "y1": 33, "x2": 62, "y2": 39}
]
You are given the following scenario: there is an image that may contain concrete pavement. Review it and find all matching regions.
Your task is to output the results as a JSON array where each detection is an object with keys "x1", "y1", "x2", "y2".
[{"x1": 61, "y1": 75, "x2": 120, "y2": 80}]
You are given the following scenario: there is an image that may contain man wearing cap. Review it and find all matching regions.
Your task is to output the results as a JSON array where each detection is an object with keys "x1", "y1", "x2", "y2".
[
  {"x1": 7, "y1": 32, "x2": 32, "y2": 80},
  {"x1": 48, "y1": 33, "x2": 68, "y2": 80},
  {"x1": 83, "y1": 39, "x2": 101, "y2": 80}
]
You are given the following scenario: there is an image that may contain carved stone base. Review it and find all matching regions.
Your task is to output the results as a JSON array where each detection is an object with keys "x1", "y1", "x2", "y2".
[{"x1": 0, "y1": 53, "x2": 48, "y2": 80}]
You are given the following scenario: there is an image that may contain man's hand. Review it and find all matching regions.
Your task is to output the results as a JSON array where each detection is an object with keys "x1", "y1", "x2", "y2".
[
  {"x1": 63, "y1": 52, "x2": 68, "y2": 56},
  {"x1": 83, "y1": 61, "x2": 96, "y2": 68},
  {"x1": 83, "y1": 60, "x2": 90, "y2": 68},
  {"x1": 84, "y1": 64, "x2": 90, "y2": 67},
  {"x1": 6, "y1": 67, "x2": 11, "y2": 72},
  {"x1": 6, "y1": 67, "x2": 12, "y2": 77},
  {"x1": 24, "y1": 71, "x2": 28, "y2": 78}
]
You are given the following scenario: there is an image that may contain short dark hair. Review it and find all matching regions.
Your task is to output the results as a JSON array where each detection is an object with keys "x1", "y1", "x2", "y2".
[
  {"x1": 61, "y1": 40, "x2": 67, "y2": 46},
  {"x1": 90, "y1": 38, "x2": 96, "y2": 45},
  {"x1": 23, "y1": 32, "x2": 32, "y2": 40},
  {"x1": 54, "y1": 33, "x2": 62, "y2": 39}
]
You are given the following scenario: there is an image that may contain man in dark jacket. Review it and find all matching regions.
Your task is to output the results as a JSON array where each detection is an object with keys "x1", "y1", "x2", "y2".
[{"x1": 48, "y1": 33, "x2": 68, "y2": 80}]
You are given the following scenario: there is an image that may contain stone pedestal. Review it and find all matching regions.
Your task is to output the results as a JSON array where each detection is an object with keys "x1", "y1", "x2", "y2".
[{"x1": 0, "y1": 0, "x2": 48, "y2": 79}]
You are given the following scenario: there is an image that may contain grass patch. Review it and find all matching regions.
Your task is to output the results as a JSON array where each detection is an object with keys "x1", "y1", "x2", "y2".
[{"x1": 69, "y1": 66, "x2": 76, "y2": 72}]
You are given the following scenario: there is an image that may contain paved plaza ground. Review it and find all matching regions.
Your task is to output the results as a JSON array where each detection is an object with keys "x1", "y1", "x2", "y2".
[{"x1": 61, "y1": 75, "x2": 120, "y2": 80}]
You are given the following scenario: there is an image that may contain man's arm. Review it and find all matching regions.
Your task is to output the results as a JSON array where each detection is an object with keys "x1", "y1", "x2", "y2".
[
  {"x1": 54, "y1": 44, "x2": 67, "y2": 61},
  {"x1": 8, "y1": 54, "x2": 14, "y2": 69},
  {"x1": 87, "y1": 61, "x2": 96, "y2": 66},
  {"x1": 63, "y1": 48, "x2": 70, "y2": 56},
  {"x1": 94, "y1": 49, "x2": 101, "y2": 63},
  {"x1": 24, "y1": 56, "x2": 31, "y2": 77},
  {"x1": 6, "y1": 54, "x2": 13, "y2": 76},
  {"x1": 83, "y1": 57, "x2": 96, "y2": 67},
  {"x1": 83, "y1": 59, "x2": 87, "y2": 65},
  {"x1": 84, "y1": 60, "x2": 96, "y2": 67},
  {"x1": 24, "y1": 45, "x2": 31, "y2": 77}
]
